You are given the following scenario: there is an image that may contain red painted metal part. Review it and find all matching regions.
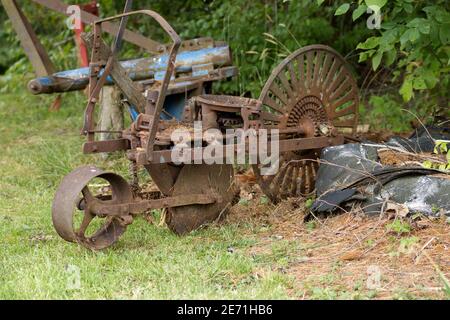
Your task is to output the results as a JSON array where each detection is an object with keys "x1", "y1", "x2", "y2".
[{"x1": 74, "y1": 1, "x2": 99, "y2": 67}]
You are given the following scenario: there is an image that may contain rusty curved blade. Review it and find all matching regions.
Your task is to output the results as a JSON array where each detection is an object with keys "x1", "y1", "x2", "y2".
[
  {"x1": 166, "y1": 164, "x2": 237, "y2": 235},
  {"x1": 52, "y1": 166, "x2": 133, "y2": 250},
  {"x1": 144, "y1": 163, "x2": 183, "y2": 196}
]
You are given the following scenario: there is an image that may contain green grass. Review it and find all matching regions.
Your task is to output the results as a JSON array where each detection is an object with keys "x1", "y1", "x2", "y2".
[{"x1": 0, "y1": 90, "x2": 293, "y2": 300}]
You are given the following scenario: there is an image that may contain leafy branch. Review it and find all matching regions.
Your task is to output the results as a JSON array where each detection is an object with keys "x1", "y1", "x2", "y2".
[{"x1": 319, "y1": 0, "x2": 450, "y2": 102}]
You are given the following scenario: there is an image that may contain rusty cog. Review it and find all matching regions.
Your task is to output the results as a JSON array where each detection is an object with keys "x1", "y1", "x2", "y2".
[{"x1": 254, "y1": 45, "x2": 359, "y2": 203}]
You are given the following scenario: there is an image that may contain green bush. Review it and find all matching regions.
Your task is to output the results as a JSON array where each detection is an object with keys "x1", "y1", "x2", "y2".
[
  {"x1": 0, "y1": 0, "x2": 448, "y2": 131},
  {"x1": 322, "y1": 0, "x2": 449, "y2": 130}
]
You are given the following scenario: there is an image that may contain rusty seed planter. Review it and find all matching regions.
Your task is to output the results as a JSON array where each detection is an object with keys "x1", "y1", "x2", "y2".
[{"x1": 51, "y1": 10, "x2": 359, "y2": 250}]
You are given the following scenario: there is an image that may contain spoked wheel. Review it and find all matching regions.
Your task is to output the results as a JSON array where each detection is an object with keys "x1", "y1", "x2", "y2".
[
  {"x1": 52, "y1": 166, "x2": 134, "y2": 250},
  {"x1": 166, "y1": 164, "x2": 236, "y2": 235},
  {"x1": 254, "y1": 45, "x2": 359, "y2": 202}
]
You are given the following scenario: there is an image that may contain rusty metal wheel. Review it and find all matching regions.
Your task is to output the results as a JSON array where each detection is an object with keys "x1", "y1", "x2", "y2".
[
  {"x1": 165, "y1": 164, "x2": 236, "y2": 235},
  {"x1": 52, "y1": 166, "x2": 134, "y2": 250},
  {"x1": 254, "y1": 45, "x2": 359, "y2": 202}
]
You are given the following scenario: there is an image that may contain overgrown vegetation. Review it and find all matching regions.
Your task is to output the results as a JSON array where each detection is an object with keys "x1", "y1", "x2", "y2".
[
  {"x1": 0, "y1": 0, "x2": 448, "y2": 132},
  {"x1": 0, "y1": 88, "x2": 448, "y2": 299},
  {"x1": 323, "y1": 0, "x2": 450, "y2": 131},
  {"x1": 1, "y1": 1, "x2": 449, "y2": 300}
]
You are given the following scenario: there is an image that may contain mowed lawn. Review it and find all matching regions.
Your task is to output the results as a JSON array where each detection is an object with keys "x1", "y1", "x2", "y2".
[{"x1": 0, "y1": 90, "x2": 295, "y2": 299}]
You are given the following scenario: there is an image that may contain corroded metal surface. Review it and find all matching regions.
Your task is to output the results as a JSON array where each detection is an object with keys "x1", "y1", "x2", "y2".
[
  {"x1": 52, "y1": 166, "x2": 133, "y2": 250},
  {"x1": 258, "y1": 45, "x2": 359, "y2": 131},
  {"x1": 49, "y1": 9, "x2": 357, "y2": 250},
  {"x1": 28, "y1": 44, "x2": 234, "y2": 95},
  {"x1": 254, "y1": 45, "x2": 359, "y2": 202},
  {"x1": 166, "y1": 164, "x2": 237, "y2": 235}
]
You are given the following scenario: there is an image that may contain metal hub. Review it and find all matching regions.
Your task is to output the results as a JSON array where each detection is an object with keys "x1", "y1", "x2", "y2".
[{"x1": 287, "y1": 96, "x2": 329, "y2": 137}]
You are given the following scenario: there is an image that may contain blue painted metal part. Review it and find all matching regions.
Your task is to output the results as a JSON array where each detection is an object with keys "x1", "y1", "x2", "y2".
[
  {"x1": 28, "y1": 45, "x2": 231, "y2": 95},
  {"x1": 128, "y1": 105, "x2": 140, "y2": 121},
  {"x1": 160, "y1": 93, "x2": 188, "y2": 120},
  {"x1": 127, "y1": 92, "x2": 191, "y2": 122}
]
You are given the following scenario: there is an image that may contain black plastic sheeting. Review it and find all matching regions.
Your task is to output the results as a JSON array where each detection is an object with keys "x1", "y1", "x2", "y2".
[
  {"x1": 387, "y1": 125, "x2": 450, "y2": 153},
  {"x1": 312, "y1": 127, "x2": 450, "y2": 217}
]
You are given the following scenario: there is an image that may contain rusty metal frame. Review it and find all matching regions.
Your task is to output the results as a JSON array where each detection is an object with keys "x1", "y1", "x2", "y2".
[
  {"x1": 143, "y1": 135, "x2": 345, "y2": 165},
  {"x1": 89, "y1": 194, "x2": 217, "y2": 217},
  {"x1": 82, "y1": 10, "x2": 181, "y2": 155}
]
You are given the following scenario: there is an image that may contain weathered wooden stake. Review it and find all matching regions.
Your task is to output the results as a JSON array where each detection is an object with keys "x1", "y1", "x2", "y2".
[{"x1": 98, "y1": 86, "x2": 124, "y2": 148}]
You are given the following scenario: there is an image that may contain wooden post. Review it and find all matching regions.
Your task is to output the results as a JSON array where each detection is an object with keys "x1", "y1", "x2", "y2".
[{"x1": 98, "y1": 86, "x2": 124, "y2": 143}]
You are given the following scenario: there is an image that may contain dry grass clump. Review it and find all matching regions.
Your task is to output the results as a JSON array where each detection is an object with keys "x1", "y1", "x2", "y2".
[{"x1": 226, "y1": 176, "x2": 450, "y2": 299}]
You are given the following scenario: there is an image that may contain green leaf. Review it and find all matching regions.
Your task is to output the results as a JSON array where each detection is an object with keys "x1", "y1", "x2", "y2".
[
  {"x1": 409, "y1": 28, "x2": 420, "y2": 42},
  {"x1": 305, "y1": 198, "x2": 315, "y2": 209},
  {"x1": 317, "y1": 0, "x2": 325, "y2": 5},
  {"x1": 372, "y1": 51, "x2": 383, "y2": 70},
  {"x1": 413, "y1": 77, "x2": 427, "y2": 90},
  {"x1": 353, "y1": 4, "x2": 367, "y2": 21},
  {"x1": 440, "y1": 25, "x2": 450, "y2": 44},
  {"x1": 404, "y1": 3, "x2": 414, "y2": 14},
  {"x1": 358, "y1": 49, "x2": 376, "y2": 62},
  {"x1": 419, "y1": 23, "x2": 431, "y2": 35},
  {"x1": 400, "y1": 77, "x2": 414, "y2": 101},
  {"x1": 407, "y1": 18, "x2": 426, "y2": 28},
  {"x1": 238, "y1": 199, "x2": 249, "y2": 206},
  {"x1": 441, "y1": 142, "x2": 448, "y2": 153},
  {"x1": 335, "y1": 3, "x2": 350, "y2": 16},
  {"x1": 425, "y1": 7, "x2": 450, "y2": 24},
  {"x1": 400, "y1": 29, "x2": 420, "y2": 47},
  {"x1": 423, "y1": 161, "x2": 433, "y2": 169},
  {"x1": 260, "y1": 195, "x2": 269, "y2": 205},
  {"x1": 420, "y1": 69, "x2": 439, "y2": 89},
  {"x1": 357, "y1": 37, "x2": 380, "y2": 50},
  {"x1": 380, "y1": 29, "x2": 398, "y2": 45},
  {"x1": 382, "y1": 22, "x2": 397, "y2": 30},
  {"x1": 406, "y1": 19, "x2": 432, "y2": 35},
  {"x1": 364, "y1": 0, "x2": 387, "y2": 9},
  {"x1": 385, "y1": 48, "x2": 397, "y2": 66}
]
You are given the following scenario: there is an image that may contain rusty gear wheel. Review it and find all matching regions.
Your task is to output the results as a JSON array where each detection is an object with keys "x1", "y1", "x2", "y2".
[{"x1": 254, "y1": 45, "x2": 359, "y2": 202}]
